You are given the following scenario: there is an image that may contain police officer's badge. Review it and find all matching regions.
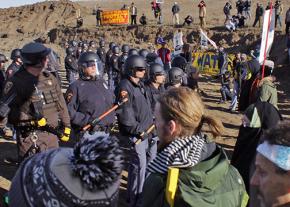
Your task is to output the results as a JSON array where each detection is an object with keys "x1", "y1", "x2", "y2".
[
  {"x1": 3, "y1": 81, "x2": 13, "y2": 95},
  {"x1": 103, "y1": 82, "x2": 108, "y2": 89}
]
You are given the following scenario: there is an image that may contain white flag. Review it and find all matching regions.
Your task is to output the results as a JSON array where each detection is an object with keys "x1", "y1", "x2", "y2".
[
  {"x1": 259, "y1": 9, "x2": 275, "y2": 64},
  {"x1": 200, "y1": 29, "x2": 218, "y2": 49},
  {"x1": 173, "y1": 31, "x2": 184, "y2": 55}
]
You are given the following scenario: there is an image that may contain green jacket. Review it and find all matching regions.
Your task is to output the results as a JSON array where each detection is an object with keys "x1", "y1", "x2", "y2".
[
  {"x1": 142, "y1": 147, "x2": 247, "y2": 207},
  {"x1": 259, "y1": 78, "x2": 278, "y2": 109}
]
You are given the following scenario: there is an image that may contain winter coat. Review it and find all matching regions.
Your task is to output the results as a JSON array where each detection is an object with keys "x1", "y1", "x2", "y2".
[
  {"x1": 258, "y1": 77, "x2": 278, "y2": 109},
  {"x1": 142, "y1": 146, "x2": 248, "y2": 207}
]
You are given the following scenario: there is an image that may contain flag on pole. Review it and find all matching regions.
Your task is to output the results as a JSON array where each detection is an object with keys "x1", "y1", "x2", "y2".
[
  {"x1": 259, "y1": 7, "x2": 275, "y2": 65},
  {"x1": 200, "y1": 29, "x2": 218, "y2": 49}
]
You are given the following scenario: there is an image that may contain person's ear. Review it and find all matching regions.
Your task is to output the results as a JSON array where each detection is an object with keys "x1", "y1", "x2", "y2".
[{"x1": 168, "y1": 120, "x2": 178, "y2": 136}]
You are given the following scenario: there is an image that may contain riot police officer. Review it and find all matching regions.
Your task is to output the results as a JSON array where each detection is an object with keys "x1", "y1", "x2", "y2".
[
  {"x1": 117, "y1": 55, "x2": 156, "y2": 207},
  {"x1": 109, "y1": 45, "x2": 120, "y2": 90},
  {"x1": 128, "y1": 48, "x2": 139, "y2": 56},
  {"x1": 65, "y1": 52, "x2": 115, "y2": 139},
  {"x1": 65, "y1": 47, "x2": 79, "y2": 84},
  {"x1": 88, "y1": 40, "x2": 96, "y2": 52},
  {"x1": 105, "y1": 42, "x2": 116, "y2": 69},
  {"x1": 0, "y1": 42, "x2": 71, "y2": 160},
  {"x1": 144, "y1": 63, "x2": 166, "y2": 112},
  {"x1": 6, "y1": 49, "x2": 22, "y2": 79},
  {"x1": 97, "y1": 39, "x2": 106, "y2": 64},
  {"x1": 146, "y1": 52, "x2": 164, "y2": 66},
  {"x1": 118, "y1": 44, "x2": 130, "y2": 78},
  {"x1": 0, "y1": 54, "x2": 8, "y2": 94},
  {"x1": 165, "y1": 66, "x2": 184, "y2": 89},
  {"x1": 138, "y1": 48, "x2": 149, "y2": 59}
]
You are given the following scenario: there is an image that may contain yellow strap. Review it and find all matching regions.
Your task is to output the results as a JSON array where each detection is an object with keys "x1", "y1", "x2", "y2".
[{"x1": 165, "y1": 167, "x2": 179, "y2": 207}]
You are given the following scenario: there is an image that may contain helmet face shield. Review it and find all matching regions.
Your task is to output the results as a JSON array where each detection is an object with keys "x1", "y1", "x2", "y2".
[{"x1": 80, "y1": 60, "x2": 103, "y2": 78}]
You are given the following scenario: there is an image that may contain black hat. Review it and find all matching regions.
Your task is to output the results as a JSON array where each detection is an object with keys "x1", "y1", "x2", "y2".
[
  {"x1": 21, "y1": 42, "x2": 51, "y2": 66},
  {"x1": 9, "y1": 135, "x2": 123, "y2": 207}
]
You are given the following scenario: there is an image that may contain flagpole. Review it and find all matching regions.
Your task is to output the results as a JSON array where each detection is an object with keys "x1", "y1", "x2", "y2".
[{"x1": 261, "y1": 1, "x2": 273, "y2": 78}]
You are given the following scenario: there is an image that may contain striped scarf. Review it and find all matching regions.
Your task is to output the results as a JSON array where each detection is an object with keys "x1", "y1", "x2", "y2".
[{"x1": 147, "y1": 135, "x2": 205, "y2": 174}]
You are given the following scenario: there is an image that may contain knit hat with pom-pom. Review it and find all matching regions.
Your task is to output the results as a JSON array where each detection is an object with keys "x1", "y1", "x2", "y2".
[{"x1": 9, "y1": 134, "x2": 123, "y2": 207}]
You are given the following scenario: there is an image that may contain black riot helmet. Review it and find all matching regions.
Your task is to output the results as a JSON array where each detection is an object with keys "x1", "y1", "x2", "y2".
[
  {"x1": 112, "y1": 46, "x2": 120, "y2": 55},
  {"x1": 128, "y1": 48, "x2": 139, "y2": 56},
  {"x1": 78, "y1": 51, "x2": 104, "y2": 79},
  {"x1": 89, "y1": 40, "x2": 96, "y2": 47},
  {"x1": 99, "y1": 39, "x2": 105, "y2": 48},
  {"x1": 168, "y1": 67, "x2": 184, "y2": 85},
  {"x1": 70, "y1": 40, "x2": 77, "y2": 47},
  {"x1": 0, "y1": 54, "x2": 8, "y2": 63},
  {"x1": 124, "y1": 55, "x2": 147, "y2": 77},
  {"x1": 146, "y1": 52, "x2": 158, "y2": 62},
  {"x1": 109, "y1": 42, "x2": 116, "y2": 50},
  {"x1": 66, "y1": 47, "x2": 75, "y2": 56},
  {"x1": 139, "y1": 49, "x2": 149, "y2": 59},
  {"x1": 21, "y1": 42, "x2": 51, "y2": 67},
  {"x1": 149, "y1": 63, "x2": 166, "y2": 80},
  {"x1": 10, "y1": 49, "x2": 21, "y2": 60},
  {"x1": 121, "y1": 44, "x2": 130, "y2": 53},
  {"x1": 171, "y1": 56, "x2": 188, "y2": 71}
]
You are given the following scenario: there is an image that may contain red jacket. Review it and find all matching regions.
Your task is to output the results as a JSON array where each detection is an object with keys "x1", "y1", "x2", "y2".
[{"x1": 157, "y1": 48, "x2": 171, "y2": 64}]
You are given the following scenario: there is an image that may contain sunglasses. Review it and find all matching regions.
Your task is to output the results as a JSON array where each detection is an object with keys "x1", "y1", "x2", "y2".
[{"x1": 135, "y1": 67, "x2": 146, "y2": 71}]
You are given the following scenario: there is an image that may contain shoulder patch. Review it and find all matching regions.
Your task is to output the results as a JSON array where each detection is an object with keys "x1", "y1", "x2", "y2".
[
  {"x1": 120, "y1": 90, "x2": 128, "y2": 99},
  {"x1": 65, "y1": 92, "x2": 73, "y2": 103},
  {"x1": 3, "y1": 81, "x2": 13, "y2": 95}
]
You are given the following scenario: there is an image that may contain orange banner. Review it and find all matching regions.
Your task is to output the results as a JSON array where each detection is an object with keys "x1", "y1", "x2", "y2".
[{"x1": 101, "y1": 10, "x2": 129, "y2": 25}]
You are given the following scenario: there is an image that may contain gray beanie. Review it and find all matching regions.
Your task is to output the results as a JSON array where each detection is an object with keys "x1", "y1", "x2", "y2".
[{"x1": 9, "y1": 135, "x2": 123, "y2": 207}]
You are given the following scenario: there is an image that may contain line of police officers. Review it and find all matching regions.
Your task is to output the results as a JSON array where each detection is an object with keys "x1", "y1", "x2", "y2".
[{"x1": 0, "y1": 39, "x2": 198, "y2": 207}]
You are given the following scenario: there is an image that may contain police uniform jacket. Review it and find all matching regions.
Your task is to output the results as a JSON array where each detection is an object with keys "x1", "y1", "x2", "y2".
[
  {"x1": 6, "y1": 62, "x2": 21, "y2": 79},
  {"x1": 65, "y1": 55, "x2": 78, "y2": 73},
  {"x1": 65, "y1": 77, "x2": 115, "y2": 130},
  {"x1": 117, "y1": 78, "x2": 154, "y2": 136},
  {"x1": 144, "y1": 82, "x2": 165, "y2": 112},
  {"x1": 0, "y1": 67, "x2": 70, "y2": 156},
  {"x1": 97, "y1": 47, "x2": 106, "y2": 63}
]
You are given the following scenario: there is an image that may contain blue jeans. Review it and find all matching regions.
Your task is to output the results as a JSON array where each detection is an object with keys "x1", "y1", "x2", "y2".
[{"x1": 230, "y1": 80, "x2": 240, "y2": 110}]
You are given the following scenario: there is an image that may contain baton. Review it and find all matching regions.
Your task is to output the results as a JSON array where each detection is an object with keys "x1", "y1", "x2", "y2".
[
  {"x1": 82, "y1": 97, "x2": 128, "y2": 131},
  {"x1": 134, "y1": 124, "x2": 155, "y2": 145}
]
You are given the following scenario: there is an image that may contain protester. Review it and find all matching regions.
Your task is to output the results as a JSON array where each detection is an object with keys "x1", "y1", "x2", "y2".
[
  {"x1": 183, "y1": 15, "x2": 193, "y2": 26},
  {"x1": 244, "y1": 0, "x2": 252, "y2": 20},
  {"x1": 142, "y1": 87, "x2": 247, "y2": 207},
  {"x1": 250, "y1": 121, "x2": 290, "y2": 207},
  {"x1": 219, "y1": 71, "x2": 232, "y2": 103},
  {"x1": 274, "y1": 0, "x2": 283, "y2": 28},
  {"x1": 139, "y1": 13, "x2": 147, "y2": 25},
  {"x1": 236, "y1": 0, "x2": 245, "y2": 15},
  {"x1": 157, "y1": 40, "x2": 171, "y2": 71},
  {"x1": 96, "y1": 6, "x2": 102, "y2": 26},
  {"x1": 198, "y1": 0, "x2": 207, "y2": 27},
  {"x1": 253, "y1": 3, "x2": 264, "y2": 27},
  {"x1": 172, "y1": 2, "x2": 180, "y2": 25},
  {"x1": 231, "y1": 101, "x2": 282, "y2": 192},
  {"x1": 286, "y1": 6, "x2": 290, "y2": 34},
  {"x1": 258, "y1": 66, "x2": 278, "y2": 109},
  {"x1": 130, "y1": 2, "x2": 138, "y2": 25},
  {"x1": 9, "y1": 134, "x2": 123, "y2": 207},
  {"x1": 224, "y1": 2, "x2": 233, "y2": 24}
]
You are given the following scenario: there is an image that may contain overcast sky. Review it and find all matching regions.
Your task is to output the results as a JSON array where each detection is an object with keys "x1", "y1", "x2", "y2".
[{"x1": 0, "y1": 0, "x2": 79, "y2": 8}]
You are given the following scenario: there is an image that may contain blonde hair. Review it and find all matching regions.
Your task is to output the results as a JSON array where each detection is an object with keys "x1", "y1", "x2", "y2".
[{"x1": 158, "y1": 87, "x2": 224, "y2": 137}]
